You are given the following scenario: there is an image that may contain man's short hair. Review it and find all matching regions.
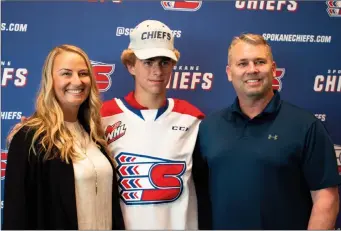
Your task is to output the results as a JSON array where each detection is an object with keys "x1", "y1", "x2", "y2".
[{"x1": 228, "y1": 33, "x2": 273, "y2": 64}]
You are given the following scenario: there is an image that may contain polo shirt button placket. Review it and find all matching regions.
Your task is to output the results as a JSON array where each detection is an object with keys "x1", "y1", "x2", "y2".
[{"x1": 241, "y1": 120, "x2": 250, "y2": 139}]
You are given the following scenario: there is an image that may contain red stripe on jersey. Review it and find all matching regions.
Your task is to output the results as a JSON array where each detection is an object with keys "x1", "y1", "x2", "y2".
[
  {"x1": 172, "y1": 99, "x2": 205, "y2": 119},
  {"x1": 124, "y1": 91, "x2": 167, "y2": 109},
  {"x1": 101, "y1": 98, "x2": 123, "y2": 117},
  {"x1": 124, "y1": 91, "x2": 148, "y2": 109},
  {"x1": 141, "y1": 189, "x2": 181, "y2": 201}
]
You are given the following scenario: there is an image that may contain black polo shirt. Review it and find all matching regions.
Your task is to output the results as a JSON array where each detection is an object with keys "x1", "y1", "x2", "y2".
[{"x1": 197, "y1": 91, "x2": 340, "y2": 229}]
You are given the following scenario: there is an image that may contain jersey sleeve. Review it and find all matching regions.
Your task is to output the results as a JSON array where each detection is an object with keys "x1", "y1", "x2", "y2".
[
  {"x1": 101, "y1": 98, "x2": 123, "y2": 118},
  {"x1": 172, "y1": 99, "x2": 205, "y2": 119},
  {"x1": 302, "y1": 120, "x2": 341, "y2": 190}
]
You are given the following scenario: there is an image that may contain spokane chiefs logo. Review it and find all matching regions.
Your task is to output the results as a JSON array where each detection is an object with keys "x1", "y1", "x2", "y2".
[
  {"x1": 91, "y1": 61, "x2": 115, "y2": 92},
  {"x1": 1, "y1": 150, "x2": 8, "y2": 180},
  {"x1": 116, "y1": 153, "x2": 186, "y2": 205},
  {"x1": 161, "y1": 0, "x2": 202, "y2": 11},
  {"x1": 335, "y1": 144, "x2": 341, "y2": 174},
  {"x1": 273, "y1": 68, "x2": 285, "y2": 91},
  {"x1": 326, "y1": 1, "x2": 341, "y2": 17}
]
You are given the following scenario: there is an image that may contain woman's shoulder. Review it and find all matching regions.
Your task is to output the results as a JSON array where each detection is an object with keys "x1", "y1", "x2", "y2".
[
  {"x1": 6, "y1": 125, "x2": 43, "y2": 165},
  {"x1": 8, "y1": 125, "x2": 43, "y2": 156},
  {"x1": 11, "y1": 125, "x2": 37, "y2": 144}
]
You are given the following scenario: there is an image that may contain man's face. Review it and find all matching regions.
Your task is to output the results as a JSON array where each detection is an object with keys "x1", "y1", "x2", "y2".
[
  {"x1": 227, "y1": 42, "x2": 276, "y2": 99},
  {"x1": 128, "y1": 57, "x2": 174, "y2": 95}
]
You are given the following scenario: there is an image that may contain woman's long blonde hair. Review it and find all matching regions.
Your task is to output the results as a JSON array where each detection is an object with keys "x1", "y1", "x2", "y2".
[{"x1": 9, "y1": 44, "x2": 107, "y2": 163}]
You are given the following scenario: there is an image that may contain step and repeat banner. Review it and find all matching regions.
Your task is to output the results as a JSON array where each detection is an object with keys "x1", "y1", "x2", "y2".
[{"x1": 1, "y1": 0, "x2": 341, "y2": 227}]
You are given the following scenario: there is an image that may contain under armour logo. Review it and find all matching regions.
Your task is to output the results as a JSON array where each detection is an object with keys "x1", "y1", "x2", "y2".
[{"x1": 268, "y1": 134, "x2": 278, "y2": 140}]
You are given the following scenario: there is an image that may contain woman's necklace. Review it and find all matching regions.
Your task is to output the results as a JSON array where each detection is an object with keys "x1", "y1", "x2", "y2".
[{"x1": 77, "y1": 125, "x2": 98, "y2": 195}]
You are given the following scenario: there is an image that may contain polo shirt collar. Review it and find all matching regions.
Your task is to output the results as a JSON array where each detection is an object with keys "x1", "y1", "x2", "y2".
[{"x1": 230, "y1": 90, "x2": 282, "y2": 118}]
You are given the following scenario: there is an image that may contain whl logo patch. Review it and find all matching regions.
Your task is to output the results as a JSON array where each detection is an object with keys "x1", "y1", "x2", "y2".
[
  {"x1": 115, "y1": 152, "x2": 186, "y2": 205},
  {"x1": 105, "y1": 121, "x2": 126, "y2": 144}
]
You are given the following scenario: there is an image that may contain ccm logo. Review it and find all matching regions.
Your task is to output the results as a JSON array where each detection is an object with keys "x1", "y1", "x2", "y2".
[{"x1": 172, "y1": 126, "x2": 189, "y2": 131}]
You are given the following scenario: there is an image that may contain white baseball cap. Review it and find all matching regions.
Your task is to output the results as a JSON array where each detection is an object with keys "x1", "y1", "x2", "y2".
[{"x1": 128, "y1": 20, "x2": 177, "y2": 61}]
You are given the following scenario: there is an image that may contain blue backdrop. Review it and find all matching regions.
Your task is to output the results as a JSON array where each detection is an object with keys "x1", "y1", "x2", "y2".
[{"x1": 1, "y1": 0, "x2": 341, "y2": 227}]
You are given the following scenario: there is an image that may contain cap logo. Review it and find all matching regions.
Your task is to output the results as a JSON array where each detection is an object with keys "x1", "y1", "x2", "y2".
[{"x1": 141, "y1": 31, "x2": 171, "y2": 41}]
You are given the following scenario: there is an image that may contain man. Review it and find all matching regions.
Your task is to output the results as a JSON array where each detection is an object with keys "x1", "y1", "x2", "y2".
[
  {"x1": 195, "y1": 33, "x2": 340, "y2": 229},
  {"x1": 100, "y1": 20, "x2": 205, "y2": 230}
]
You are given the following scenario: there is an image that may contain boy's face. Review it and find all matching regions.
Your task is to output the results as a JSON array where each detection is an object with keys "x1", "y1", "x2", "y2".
[{"x1": 128, "y1": 56, "x2": 174, "y2": 95}]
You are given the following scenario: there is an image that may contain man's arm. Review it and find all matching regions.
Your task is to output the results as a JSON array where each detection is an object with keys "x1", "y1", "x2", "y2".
[
  {"x1": 308, "y1": 186, "x2": 339, "y2": 229},
  {"x1": 192, "y1": 138, "x2": 212, "y2": 230},
  {"x1": 302, "y1": 120, "x2": 341, "y2": 230}
]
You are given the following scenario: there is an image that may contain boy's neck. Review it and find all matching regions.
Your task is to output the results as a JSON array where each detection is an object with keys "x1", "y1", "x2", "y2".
[{"x1": 134, "y1": 91, "x2": 166, "y2": 109}]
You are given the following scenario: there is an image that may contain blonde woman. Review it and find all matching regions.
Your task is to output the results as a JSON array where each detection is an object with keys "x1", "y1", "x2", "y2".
[{"x1": 2, "y1": 45, "x2": 125, "y2": 230}]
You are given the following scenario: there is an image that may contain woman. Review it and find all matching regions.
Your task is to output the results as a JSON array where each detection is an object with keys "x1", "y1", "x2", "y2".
[{"x1": 2, "y1": 45, "x2": 125, "y2": 230}]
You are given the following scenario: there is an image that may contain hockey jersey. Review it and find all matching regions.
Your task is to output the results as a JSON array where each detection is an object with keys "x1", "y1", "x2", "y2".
[{"x1": 100, "y1": 92, "x2": 204, "y2": 230}]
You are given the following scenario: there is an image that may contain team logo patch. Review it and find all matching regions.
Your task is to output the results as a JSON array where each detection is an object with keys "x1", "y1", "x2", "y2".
[
  {"x1": 1, "y1": 150, "x2": 8, "y2": 181},
  {"x1": 115, "y1": 153, "x2": 186, "y2": 205},
  {"x1": 105, "y1": 121, "x2": 126, "y2": 144},
  {"x1": 273, "y1": 68, "x2": 285, "y2": 91},
  {"x1": 161, "y1": 0, "x2": 202, "y2": 11},
  {"x1": 335, "y1": 144, "x2": 341, "y2": 174},
  {"x1": 91, "y1": 61, "x2": 115, "y2": 92},
  {"x1": 326, "y1": 1, "x2": 341, "y2": 17}
]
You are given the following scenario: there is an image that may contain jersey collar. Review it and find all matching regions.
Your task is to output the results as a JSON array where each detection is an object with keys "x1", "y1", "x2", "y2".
[
  {"x1": 124, "y1": 91, "x2": 167, "y2": 109},
  {"x1": 122, "y1": 91, "x2": 169, "y2": 121}
]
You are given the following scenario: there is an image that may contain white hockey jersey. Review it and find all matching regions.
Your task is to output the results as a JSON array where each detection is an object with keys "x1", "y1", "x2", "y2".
[{"x1": 100, "y1": 92, "x2": 204, "y2": 230}]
